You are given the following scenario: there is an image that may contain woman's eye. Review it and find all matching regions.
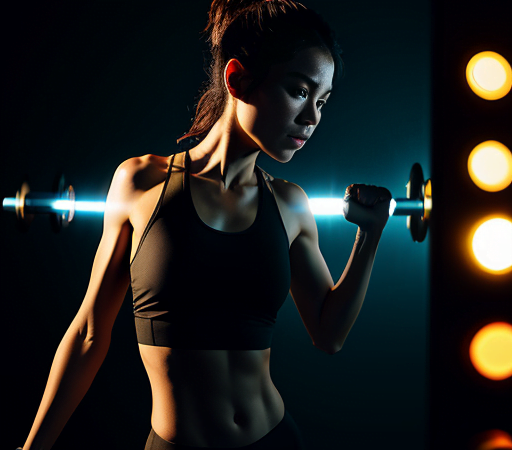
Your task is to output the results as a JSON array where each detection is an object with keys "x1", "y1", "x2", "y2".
[
  {"x1": 292, "y1": 87, "x2": 328, "y2": 109},
  {"x1": 295, "y1": 88, "x2": 308, "y2": 99}
]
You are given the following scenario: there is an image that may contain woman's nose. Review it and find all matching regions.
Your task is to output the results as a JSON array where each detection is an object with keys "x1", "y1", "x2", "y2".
[{"x1": 298, "y1": 102, "x2": 321, "y2": 126}]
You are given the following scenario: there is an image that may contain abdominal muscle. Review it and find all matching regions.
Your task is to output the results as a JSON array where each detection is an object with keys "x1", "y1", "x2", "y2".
[{"x1": 138, "y1": 344, "x2": 286, "y2": 448}]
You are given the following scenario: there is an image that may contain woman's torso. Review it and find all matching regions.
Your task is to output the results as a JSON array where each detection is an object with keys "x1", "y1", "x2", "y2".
[
  {"x1": 139, "y1": 346, "x2": 284, "y2": 447},
  {"x1": 128, "y1": 151, "x2": 301, "y2": 447}
]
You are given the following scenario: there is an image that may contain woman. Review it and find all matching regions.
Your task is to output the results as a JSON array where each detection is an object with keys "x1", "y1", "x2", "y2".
[{"x1": 20, "y1": 1, "x2": 391, "y2": 449}]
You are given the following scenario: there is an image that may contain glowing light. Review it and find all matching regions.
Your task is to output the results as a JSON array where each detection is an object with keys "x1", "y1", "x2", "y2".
[
  {"x1": 466, "y1": 51, "x2": 512, "y2": 100},
  {"x1": 1, "y1": 197, "x2": 106, "y2": 213},
  {"x1": 4, "y1": 196, "x2": 413, "y2": 218},
  {"x1": 52, "y1": 200, "x2": 105, "y2": 212},
  {"x1": 474, "y1": 58, "x2": 507, "y2": 90},
  {"x1": 389, "y1": 198, "x2": 397, "y2": 216},
  {"x1": 472, "y1": 430, "x2": 512, "y2": 450},
  {"x1": 468, "y1": 141, "x2": 512, "y2": 192},
  {"x1": 308, "y1": 198, "x2": 346, "y2": 215},
  {"x1": 469, "y1": 322, "x2": 512, "y2": 381},
  {"x1": 308, "y1": 198, "x2": 398, "y2": 217},
  {"x1": 471, "y1": 218, "x2": 512, "y2": 273},
  {"x1": 2, "y1": 197, "x2": 20, "y2": 209}
]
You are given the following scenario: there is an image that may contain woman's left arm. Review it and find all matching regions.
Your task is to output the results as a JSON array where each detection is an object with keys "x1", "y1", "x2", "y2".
[{"x1": 286, "y1": 182, "x2": 391, "y2": 355}]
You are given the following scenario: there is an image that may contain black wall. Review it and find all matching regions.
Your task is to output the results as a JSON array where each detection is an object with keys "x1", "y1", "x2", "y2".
[{"x1": 430, "y1": 0, "x2": 512, "y2": 448}]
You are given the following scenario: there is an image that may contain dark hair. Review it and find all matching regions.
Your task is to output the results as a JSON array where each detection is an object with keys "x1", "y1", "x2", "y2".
[{"x1": 178, "y1": 0, "x2": 344, "y2": 144}]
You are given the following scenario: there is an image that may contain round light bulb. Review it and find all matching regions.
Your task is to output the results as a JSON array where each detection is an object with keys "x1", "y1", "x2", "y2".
[
  {"x1": 470, "y1": 322, "x2": 512, "y2": 381},
  {"x1": 466, "y1": 51, "x2": 512, "y2": 100},
  {"x1": 468, "y1": 141, "x2": 512, "y2": 192},
  {"x1": 471, "y1": 218, "x2": 512, "y2": 273}
]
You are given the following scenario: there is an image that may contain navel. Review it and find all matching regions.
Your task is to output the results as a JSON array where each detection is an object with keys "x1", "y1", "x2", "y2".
[{"x1": 233, "y1": 411, "x2": 245, "y2": 426}]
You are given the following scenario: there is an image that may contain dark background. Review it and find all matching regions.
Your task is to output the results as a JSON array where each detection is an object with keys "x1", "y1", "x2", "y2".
[
  {"x1": 429, "y1": 0, "x2": 512, "y2": 448},
  {"x1": 1, "y1": 1, "x2": 430, "y2": 449}
]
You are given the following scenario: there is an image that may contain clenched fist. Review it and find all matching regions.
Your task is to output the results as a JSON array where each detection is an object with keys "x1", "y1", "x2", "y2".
[{"x1": 343, "y1": 183, "x2": 392, "y2": 234}]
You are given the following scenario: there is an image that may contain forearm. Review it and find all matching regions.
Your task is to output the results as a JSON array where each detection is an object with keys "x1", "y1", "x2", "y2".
[
  {"x1": 23, "y1": 325, "x2": 110, "y2": 450},
  {"x1": 318, "y1": 227, "x2": 382, "y2": 354}
]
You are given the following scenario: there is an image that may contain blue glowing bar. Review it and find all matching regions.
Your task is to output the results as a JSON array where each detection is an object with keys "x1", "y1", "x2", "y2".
[
  {"x1": 2, "y1": 197, "x2": 105, "y2": 213},
  {"x1": 3, "y1": 198, "x2": 18, "y2": 208},
  {"x1": 308, "y1": 198, "x2": 400, "y2": 217},
  {"x1": 52, "y1": 200, "x2": 105, "y2": 212},
  {"x1": 308, "y1": 198, "x2": 346, "y2": 215},
  {"x1": 3, "y1": 196, "x2": 420, "y2": 217}
]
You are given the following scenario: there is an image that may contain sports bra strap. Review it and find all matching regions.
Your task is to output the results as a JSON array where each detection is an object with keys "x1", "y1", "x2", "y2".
[{"x1": 162, "y1": 151, "x2": 186, "y2": 205}]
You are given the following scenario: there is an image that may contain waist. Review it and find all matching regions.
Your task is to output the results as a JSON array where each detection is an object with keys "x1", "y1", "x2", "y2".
[
  {"x1": 139, "y1": 344, "x2": 285, "y2": 447},
  {"x1": 134, "y1": 314, "x2": 276, "y2": 350}
]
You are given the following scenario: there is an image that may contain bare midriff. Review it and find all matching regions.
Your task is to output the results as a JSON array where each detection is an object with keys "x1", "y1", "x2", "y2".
[{"x1": 138, "y1": 344, "x2": 286, "y2": 448}]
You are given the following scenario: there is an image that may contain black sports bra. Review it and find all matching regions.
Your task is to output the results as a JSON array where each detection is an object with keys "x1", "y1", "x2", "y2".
[{"x1": 130, "y1": 150, "x2": 291, "y2": 350}]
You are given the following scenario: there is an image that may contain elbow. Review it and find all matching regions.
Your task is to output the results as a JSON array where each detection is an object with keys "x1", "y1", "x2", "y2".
[
  {"x1": 83, "y1": 333, "x2": 111, "y2": 354},
  {"x1": 326, "y1": 345, "x2": 342, "y2": 355},
  {"x1": 68, "y1": 320, "x2": 111, "y2": 355},
  {"x1": 82, "y1": 327, "x2": 112, "y2": 354},
  {"x1": 313, "y1": 328, "x2": 346, "y2": 355},
  {"x1": 313, "y1": 340, "x2": 342, "y2": 355}
]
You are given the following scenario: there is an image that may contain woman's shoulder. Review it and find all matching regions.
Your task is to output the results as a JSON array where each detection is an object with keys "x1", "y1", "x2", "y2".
[
  {"x1": 259, "y1": 168, "x2": 311, "y2": 215},
  {"x1": 113, "y1": 154, "x2": 172, "y2": 191},
  {"x1": 116, "y1": 153, "x2": 170, "y2": 176},
  {"x1": 259, "y1": 169, "x2": 315, "y2": 242},
  {"x1": 104, "y1": 154, "x2": 174, "y2": 210}
]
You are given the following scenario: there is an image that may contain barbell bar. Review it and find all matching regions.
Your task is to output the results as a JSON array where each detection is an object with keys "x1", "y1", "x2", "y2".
[{"x1": 2, "y1": 163, "x2": 432, "y2": 241}]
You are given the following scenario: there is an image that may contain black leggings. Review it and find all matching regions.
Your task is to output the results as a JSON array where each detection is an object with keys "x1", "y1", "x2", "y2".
[{"x1": 144, "y1": 409, "x2": 307, "y2": 450}]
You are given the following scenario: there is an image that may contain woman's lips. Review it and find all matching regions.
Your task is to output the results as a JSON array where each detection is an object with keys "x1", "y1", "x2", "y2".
[{"x1": 288, "y1": 136, "x2": 306, "y2": 148}]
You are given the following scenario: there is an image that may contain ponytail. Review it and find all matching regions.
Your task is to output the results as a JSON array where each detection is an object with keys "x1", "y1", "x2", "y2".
[{"x1": 178, "y1": 0, "x2": 343, "y2": 144}]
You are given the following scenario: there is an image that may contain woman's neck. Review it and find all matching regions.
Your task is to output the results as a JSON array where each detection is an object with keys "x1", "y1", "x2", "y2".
[{"x1": 188, "y1": 110, "x2": 260, "y2": 191}]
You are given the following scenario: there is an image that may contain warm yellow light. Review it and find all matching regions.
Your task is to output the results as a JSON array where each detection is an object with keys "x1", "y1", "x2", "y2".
[
  {"x1": 472, "y1": 430, "x2": 512, "y2": 450},
  {"x1": 466, "y1": 51, "x2": 512, "y2": 100},
  {"x1": 468, "y1": 141, "x2": 512, "y2": 192},
  {"x1": 470, "y1": 322, "x2": 512, "y2": 381},
  {"x1": 471, "y1": 218, "x2": 512, "y2": 273}
]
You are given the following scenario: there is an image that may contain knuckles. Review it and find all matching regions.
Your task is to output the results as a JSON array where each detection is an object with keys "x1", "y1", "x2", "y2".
[
  {"x1": 344, "y1": 184, "x2": 392, "y2": 206},
  {"x1": 343, "y1": 184, "x2": 392, "y2": 233}
]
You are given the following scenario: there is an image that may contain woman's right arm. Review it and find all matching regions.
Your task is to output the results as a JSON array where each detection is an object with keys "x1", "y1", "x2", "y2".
[{"x1": 22, "y1": 159, "x2": 140, "y2": 450}]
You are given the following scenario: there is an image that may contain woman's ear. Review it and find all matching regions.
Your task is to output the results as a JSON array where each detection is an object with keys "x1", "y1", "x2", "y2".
[{"x1": 224, "y1": 58, "x2": 251, "y2": 99}]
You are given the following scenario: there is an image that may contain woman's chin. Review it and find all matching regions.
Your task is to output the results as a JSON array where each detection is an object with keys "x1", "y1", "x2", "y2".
[
  {"x1": 278, "y1": 148, "x2": 298, "y2": 163},
  {"x1": 261, "y1": 147, "x2": 297, "y2": 163}
]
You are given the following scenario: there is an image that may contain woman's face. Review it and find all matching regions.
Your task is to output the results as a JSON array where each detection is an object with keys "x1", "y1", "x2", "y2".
[{"x1": 235, "y1": 46, "x2": 335, "y2": 163}]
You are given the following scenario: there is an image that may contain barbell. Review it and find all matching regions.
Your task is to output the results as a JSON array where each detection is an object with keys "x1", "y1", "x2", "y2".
[{"x1": 2, "y1": 163, "x2": 432, "y2": 242}]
